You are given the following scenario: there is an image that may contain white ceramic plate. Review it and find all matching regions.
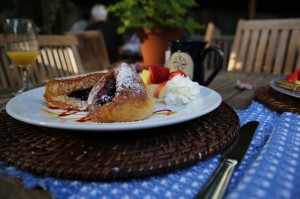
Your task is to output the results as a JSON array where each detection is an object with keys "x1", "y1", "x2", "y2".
[
  {"x1": 269, "y1": 76, "x2": 300, "y2": 98},
  {"x1": 6, "y1": 86, "x2": 222, "y2": 131}
]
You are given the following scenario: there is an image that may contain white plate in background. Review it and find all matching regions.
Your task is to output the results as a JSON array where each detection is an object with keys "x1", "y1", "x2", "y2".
[{"x1": 269, "y1": 76, "x2": 300, "y2": 98}]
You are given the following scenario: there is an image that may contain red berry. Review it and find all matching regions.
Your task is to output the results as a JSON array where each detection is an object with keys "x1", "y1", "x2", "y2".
[
  {"x1": 149, "y1": 65, "x2": 170, "y2": 84},
  {"x1": 286, "y1": 71, "x2": 298, "y2": 83}
]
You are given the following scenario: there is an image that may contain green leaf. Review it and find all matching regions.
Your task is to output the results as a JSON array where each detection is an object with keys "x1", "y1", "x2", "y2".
[
  {"x1": 108, "y1": 0, "x2": 201, "y2": 34},
  {"x1": 117, "y1": 26, "x2": 126, "y2": 34}
]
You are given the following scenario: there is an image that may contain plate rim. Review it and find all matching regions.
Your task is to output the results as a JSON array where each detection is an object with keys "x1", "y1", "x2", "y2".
[
  {"x1": 269, "y1": 76, "x2": 300, "y2": 99},
  {"x1": 6, "y1": 86, "x2": 222, "y2": 131}
]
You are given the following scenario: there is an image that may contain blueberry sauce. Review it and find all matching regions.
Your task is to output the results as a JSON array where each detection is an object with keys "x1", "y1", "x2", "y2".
[
  {"x1": 68, "y1": 87, "x2": 92, "y2": 101},
  {"x1": 96, "y1": 79, "x2": 116, "y2": 105}
]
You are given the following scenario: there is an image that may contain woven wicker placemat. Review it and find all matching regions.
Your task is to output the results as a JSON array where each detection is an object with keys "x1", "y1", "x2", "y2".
[
  {"x1": 254, "y1": 86, "x2": 300, "y2": 114},
  {"x1": 0, "y1": 102, "x2": 239, "y2": 181}
]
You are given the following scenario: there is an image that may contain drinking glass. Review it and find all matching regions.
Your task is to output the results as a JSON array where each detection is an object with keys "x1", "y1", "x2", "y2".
[{"x1": 3, "y1": 18, "x2": 39, "y2": 95}]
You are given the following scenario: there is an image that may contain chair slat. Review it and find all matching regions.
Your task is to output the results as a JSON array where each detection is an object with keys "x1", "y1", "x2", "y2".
[
  {"x1": 239, "y1": 29, "x2": 251, "y2": 71},
  {"x1": 254, "y1": 30, "x2": 268, "y2": 73},
  {"x1": 204, "y1": 22, "x2": 216, "y2": 47},
  {"x1": 247, "y1": 29, "x2": 259, "y2": 73},
  {"x1": 264, "y1": 31, "x2": 278, "y2": 74},
  {"x1": 284, "y1": 30, "x2": 299, "y2": 74},
  {"x1": 228, "y1": 20, "x2": 243, "y2": 71},
  {"x1": 273, "y1": 30, "x2": 289, "y2": 74}
]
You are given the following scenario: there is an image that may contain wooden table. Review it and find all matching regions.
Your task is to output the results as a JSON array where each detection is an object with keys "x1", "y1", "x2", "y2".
[
  {"x1": 0, "y1": 71, "x2": 277, "y2": 199},
  {"x1": 208, "y1": 71, "x2": 277, "y2": 110}
]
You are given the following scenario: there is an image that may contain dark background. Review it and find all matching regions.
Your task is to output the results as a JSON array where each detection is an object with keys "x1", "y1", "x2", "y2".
[{"x1": 0, "y1": 0, "x2": 299, "y2": 36}]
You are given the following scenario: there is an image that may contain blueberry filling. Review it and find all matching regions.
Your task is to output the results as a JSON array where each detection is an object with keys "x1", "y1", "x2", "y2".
[
  {"x1": 68, "y1": 87, "x2": 92, "y2": 101},
  {"x1": 96, "y1": 79, "x2": 116, "y2": 105}
]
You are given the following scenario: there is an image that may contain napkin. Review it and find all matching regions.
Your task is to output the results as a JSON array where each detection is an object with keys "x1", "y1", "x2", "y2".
[
  {"x1": 226, "y1": 111, "x2": 300, "y2": 199},
  {"x1": 0, "y1": 101, "x2": 299, "y2": 199}
]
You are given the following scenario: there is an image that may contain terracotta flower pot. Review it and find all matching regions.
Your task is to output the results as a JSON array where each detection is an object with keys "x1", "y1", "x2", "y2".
[{"x1": 136, "y1": 25, "x2": 182, "y2": 67}]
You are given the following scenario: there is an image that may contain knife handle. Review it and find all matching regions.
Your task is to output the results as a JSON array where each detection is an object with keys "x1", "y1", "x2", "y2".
[{"x1": 195, "y1": 158, "x2": 238, "y2": 199}]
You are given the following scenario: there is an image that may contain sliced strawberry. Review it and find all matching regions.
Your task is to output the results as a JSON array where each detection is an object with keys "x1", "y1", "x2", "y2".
[
  {"x1": 149, "y1": 65, "x2": 170, "y2": 84},
  {"x1": 286, "y1": 71, "x2": 298, "y2": 83},
  {"x1": 154, "y1": 81, "x2": 167, "y2": 98},
  {"x1": 168, "y1": 70, "x2": 186, "y2": 80}
]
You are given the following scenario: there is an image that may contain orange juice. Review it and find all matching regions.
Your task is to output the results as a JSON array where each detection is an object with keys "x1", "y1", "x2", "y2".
[{"x1": 6, "y1": 51, "x2": 39, "y2": 69}]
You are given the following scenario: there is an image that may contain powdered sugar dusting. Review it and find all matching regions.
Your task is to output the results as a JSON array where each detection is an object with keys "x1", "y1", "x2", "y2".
[{"x1": 115, "y1": 63, "x2": 147, "y2": 98}]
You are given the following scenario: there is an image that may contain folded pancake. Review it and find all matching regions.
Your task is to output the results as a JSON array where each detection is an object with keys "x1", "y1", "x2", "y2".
[
  {"x1": 88, "y1": 62, "x2": 154, "y2": 123},
  {"x1": 44, "y1": 72, "x2": 105, "y2": 111}
]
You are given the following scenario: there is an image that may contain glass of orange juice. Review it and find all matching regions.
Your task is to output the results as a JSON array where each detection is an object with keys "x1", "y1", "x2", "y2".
[{"x1": 3, "y1": 18, "x2": 39, "y2": 95}]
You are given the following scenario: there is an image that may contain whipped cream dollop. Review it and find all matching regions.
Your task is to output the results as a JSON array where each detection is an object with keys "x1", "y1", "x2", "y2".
[{"x1": 164, "y1": 75, "x2": 201, "y2": 105}]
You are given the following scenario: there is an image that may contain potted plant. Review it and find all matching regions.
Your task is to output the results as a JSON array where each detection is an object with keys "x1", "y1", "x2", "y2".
[{"x1": 107, "y1": 0, "x2": 204, "y2": 66}]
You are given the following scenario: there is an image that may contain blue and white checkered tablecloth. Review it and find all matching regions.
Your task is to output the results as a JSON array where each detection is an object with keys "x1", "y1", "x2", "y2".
[{"x1": 1, "y1": 101, "x2": 299, "y2": 199}]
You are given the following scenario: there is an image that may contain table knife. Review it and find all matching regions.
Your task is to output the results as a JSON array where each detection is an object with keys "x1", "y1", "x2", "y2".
[{"x1": 195, "y1": 121, "x2": 259, "y2": 199}]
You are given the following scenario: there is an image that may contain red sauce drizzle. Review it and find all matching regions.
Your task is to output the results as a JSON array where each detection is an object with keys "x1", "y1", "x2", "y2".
[
  {"x1": 153, "y1": 109, "x2": 176, "y2": 115},
  {"x1": 58, "y1": 110, "x2": 78, "y2": 117},
  {"x1": 76, "y1": 115, "x2": 91, "y2": 123}
]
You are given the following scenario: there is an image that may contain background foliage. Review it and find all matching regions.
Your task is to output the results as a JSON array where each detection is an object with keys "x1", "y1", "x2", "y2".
[
  {"x1": 1, "y1": 0, "x2": 299, "y2": 35},
  {"x1": 0, "y1": 0, "x2": 77, "y2": 34}
]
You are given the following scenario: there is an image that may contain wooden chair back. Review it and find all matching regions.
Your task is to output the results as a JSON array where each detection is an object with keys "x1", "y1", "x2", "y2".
[
  {"x1": 33, "y1": 34, "x2": 84, "y2": 85},
  {"x1": 204, "y1": 22, "x2": 216, "y2": 47},
  {"x1": 0, "y1": 34, "x2": 84, "y2": 89},
  {"x1": 66, "y1": 31, "x2": 110, "y2": 73},
  {"x1": 227, "y1": 19, "x2": 300, "y2": 75},
  {"x1": 203, "y1": 22, "x2": 226, "y2": 71},
  {"x1": 0, "y1": 34, "x2": 23, "y2": 89}
]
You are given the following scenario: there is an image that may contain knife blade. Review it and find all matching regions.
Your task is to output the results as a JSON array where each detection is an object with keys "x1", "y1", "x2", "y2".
[{"x1": 195, "y1": 121, "x2": 259, "y2": 199}]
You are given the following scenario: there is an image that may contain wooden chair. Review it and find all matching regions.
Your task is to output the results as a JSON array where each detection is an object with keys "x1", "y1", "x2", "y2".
[
  {"x1": 0, "y1": 34, "x2": 84, "y2": 89},
  {"x1": 33, "y1": 34, "x2": 84, "y2": 85},
  {"x1": 227, "y1": 19, "x2": 300, "y2": 75},
  {"x1": 0, "y1": 34, "x2": 23, "y2": 90},
  {"x1": 66, "y1": 31, "x2": 110, "y2": 73},
  {"x1": 204, "y1": 22, "x2": 217, "y2": 47},
  {"x1": 202, "y1": 22, "x2": 228, "y2": 71}
]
